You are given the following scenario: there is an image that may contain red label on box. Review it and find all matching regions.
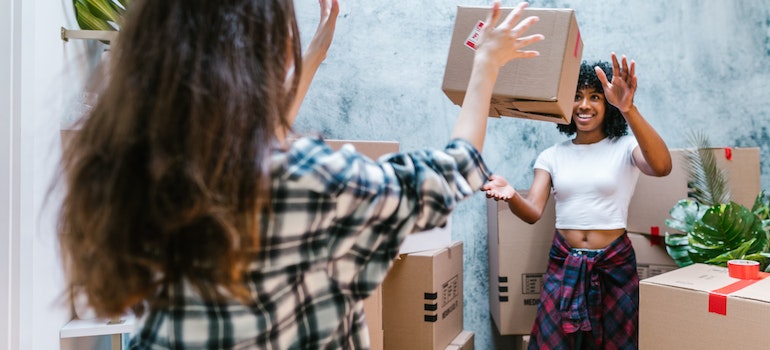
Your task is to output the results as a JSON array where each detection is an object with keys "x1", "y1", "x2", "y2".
[{"x1": 464, "y1": 20, "x2": 485, "y2": 50}]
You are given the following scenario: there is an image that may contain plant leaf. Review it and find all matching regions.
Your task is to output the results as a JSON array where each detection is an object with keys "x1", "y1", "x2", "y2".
[
  {"x1": 74, "y1": 1, "x2": 115, "y2": 31},
  {"x1": 686, "y1": 202, "x2": 769, "y2": 269},
  {"x1": 665, "y1": 199, "x2": 706, "y2": 233},
  {"x1": 664, "y1": 233, "x2": 695, "y2": 267},
  {"x1": 684, "y1": 130, "x2": 731, "y2": 207}
]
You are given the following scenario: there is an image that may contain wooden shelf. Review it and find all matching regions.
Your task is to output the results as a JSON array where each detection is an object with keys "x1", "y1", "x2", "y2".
[{"x1": 60, "y1": 314, "x2": 135, "y2": 338}]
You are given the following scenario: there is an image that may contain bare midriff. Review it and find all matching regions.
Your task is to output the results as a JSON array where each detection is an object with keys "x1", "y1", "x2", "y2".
[{"x1": 557, "y1": 228, "x2": 626, "y2": 250}]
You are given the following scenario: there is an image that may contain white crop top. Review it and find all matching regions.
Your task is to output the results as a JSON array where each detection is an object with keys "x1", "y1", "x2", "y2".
[{"x1": 534, "y1": 135, "x2": 640, "y2": 230}]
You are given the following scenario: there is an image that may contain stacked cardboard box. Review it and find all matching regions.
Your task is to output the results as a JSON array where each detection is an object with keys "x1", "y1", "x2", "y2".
[
  {"x1": 627, "y1": 147, "x2": 761, "y2": 278},
  {"x1": 445, "y1": 330, "x2": 475, "y2": 350},
  {"x1": 640, "y1": 263, "x2": 770, "y2": 349},
  {"x1": 381, "y1": 241, "x2": 465, "y2": 350},
  {"x1": 365, "y1": 242, "x2": 467, "y2": 350},
  {"x1": 486, "y1": 193, "x2": 555, "y2": 335},
  {"x1": 442, "y1": 6, "x2": 583, "y2": 124}
]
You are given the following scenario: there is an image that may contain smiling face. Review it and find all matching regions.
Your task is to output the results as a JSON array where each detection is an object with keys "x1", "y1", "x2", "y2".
[{"x1": 572, "y1": 87, "x2": 608, "y2": 142}]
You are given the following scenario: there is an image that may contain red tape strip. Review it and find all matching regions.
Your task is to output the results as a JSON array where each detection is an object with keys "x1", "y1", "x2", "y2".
[
  {"x1": 708, "y1": 279, "x2": 761, "y2": 315},
  {"x1": 708, "y1": 261, "x2": 767, "y2": 315},
  {"x1": 724, "y1": 147, "x2": 733, "y2": 161},
  {"x1": 649, "y1": 226, "x2": 661, "y2": 246},
  {"x1": 574, "y1": 31, "x2": 581, "y2": 58}
]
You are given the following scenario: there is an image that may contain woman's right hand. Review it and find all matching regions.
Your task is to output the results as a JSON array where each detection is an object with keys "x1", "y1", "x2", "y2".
[{"x1": 482, "y1": 174, "x2": 516, "y2": 201}]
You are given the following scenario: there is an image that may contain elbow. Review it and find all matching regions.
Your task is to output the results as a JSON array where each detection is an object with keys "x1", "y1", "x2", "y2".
[
  {"x1": 654, "y1": 162, "x2": 673, "y2": 177},
  {"x1": 521, "y1": 212, "x2": 542, "y2": 225}
]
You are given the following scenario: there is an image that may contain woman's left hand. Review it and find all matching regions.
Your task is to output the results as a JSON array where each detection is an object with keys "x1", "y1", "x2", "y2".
[{"x1": 595, "y1": 52, "x2": 636, "y2": 114}]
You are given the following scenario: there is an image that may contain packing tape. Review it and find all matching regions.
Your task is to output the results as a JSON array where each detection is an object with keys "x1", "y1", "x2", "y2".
[
  {"x1": 709, "y1": 260, "x2": 768, "y2": 315},
  {"x1": 728, "y1": 259, "x2": 760, "y2": 279}
]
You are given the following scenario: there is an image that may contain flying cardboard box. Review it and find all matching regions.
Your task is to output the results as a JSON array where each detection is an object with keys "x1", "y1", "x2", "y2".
[
  {"x1": 326, "y1": 139, "x2": 452, "y2": 254},
  {"x1": 442, "y1": 6, "x2": 583, "y2": 124},
  {"x1": 381, "y1": 241, "x2": 464, "y2": 350},
  {"x1": 486, "y1": 193, "x2": 556, "y2": 335},
  {"x1": 627, "y1": 147, "x2": 760, "y2": 236},
  {"x1": 640, "y1": 263, "x2": 770, "y2": 349}
]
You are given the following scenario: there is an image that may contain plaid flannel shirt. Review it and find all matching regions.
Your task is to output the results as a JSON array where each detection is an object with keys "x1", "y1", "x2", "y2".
[{"x1": 128, "y1": 136, "x2": 490, "y2": 349}]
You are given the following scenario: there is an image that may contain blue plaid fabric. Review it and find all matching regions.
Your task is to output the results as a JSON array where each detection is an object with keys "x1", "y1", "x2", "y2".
[
  {"x1": 528, "y1": 231, "x2": 639, "y2": 350},
  {"x1": 128, "y1": 136, "x2": 490, "y2": 349}
]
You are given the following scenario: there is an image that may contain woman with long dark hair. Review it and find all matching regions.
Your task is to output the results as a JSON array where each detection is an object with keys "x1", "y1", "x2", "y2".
[{"x1": 56, "y1": 0, "x2": 543, "y2": 348}]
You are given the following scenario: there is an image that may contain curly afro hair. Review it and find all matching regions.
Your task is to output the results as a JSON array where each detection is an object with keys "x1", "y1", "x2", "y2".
[{"x1": 556, "y1": 60, "x2": 628, "y2": 138}]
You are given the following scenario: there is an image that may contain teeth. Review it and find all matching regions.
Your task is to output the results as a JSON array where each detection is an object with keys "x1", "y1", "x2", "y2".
[{"x1": 577, "y1": 114, "x2": 593, "y2": 119}]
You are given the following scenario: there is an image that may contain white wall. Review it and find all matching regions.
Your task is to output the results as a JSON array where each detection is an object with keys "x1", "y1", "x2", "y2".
[
  {"x1": 1, "y1": 0, "x2": 20, "y2": 347},
  {"x1": 2, "y1": 0, "x2": 77, "y2": 349}
]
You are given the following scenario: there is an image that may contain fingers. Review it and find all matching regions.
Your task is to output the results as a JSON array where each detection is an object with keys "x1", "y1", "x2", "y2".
[
  {"x1": 485, "y1": 0, "x2": 502, "y2": 31},
  {"x1": 500, "y1": 2, "x2": 529, "y2": 31},
  {"x1": 595, "y1": 65, "x2": 609, "y2": 87},
  {"x1": 319, "y1": 0, "x2": 339, "y2": 24}
]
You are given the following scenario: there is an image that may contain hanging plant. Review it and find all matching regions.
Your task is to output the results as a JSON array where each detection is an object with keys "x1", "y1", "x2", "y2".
[
  {"x1": 73, "y1": 0, "x2": 130, "y2": 32},
  {"x1": 664, "y1": 130, "x2": 770, "y2": 271}
]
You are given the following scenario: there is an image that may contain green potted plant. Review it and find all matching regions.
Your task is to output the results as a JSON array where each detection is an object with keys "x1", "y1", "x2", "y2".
[
  {"x1": 664, "y1": 131, "x2": 770, "y2": 271},
  {"x1": 63, "y1": 0, "x2": 130, "y2": 43},
  {"x1": 74, "y1": 0, "x2": 130, "y2": 31}
]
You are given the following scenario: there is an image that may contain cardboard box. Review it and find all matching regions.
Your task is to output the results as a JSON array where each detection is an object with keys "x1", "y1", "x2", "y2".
[
  {"x1": 490, "y1": 316, "x2": 529, "y2": 350},
  {"x1": 442, "y1": 6, "x2": 583, "y2": 124},
  {"x1": 640, "y1": 263, "x2": 770, "y2": 349},
  {"x1": 627, "y1": 147, "x2": 760, "y2": 236},
  {"x1": 445, "y1": 330, "x2": 474, "y2": 350},
  {"x1": 326, "y1": 139, "x2": 452, "y2": 254},
  {"x1": 363, "y1": 285, "x2": 384, "y2": 350},
  {"x1": 381, "y1": 241, "x2": 464, "y2": 350},
  {"x1": 627, "y1": 232, "x2": 677, "y2": 280},
  {"x1": 487, "y1": 194, "x2": 556, "y2": 335}
]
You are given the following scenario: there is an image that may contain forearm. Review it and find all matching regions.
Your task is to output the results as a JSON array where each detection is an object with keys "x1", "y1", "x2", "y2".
[
  {"x1": 285, "y1": 53, "x2": 325, "y2": 129},
  {"x1": 624, "y1": 105, "x2": 672, "y2": 176},
  {"x1": 450, "y1": 56, "x2": 499, "y2": 153},
  {"x1": 507, "y1": 191, "x2": 542, "y2": 224}
]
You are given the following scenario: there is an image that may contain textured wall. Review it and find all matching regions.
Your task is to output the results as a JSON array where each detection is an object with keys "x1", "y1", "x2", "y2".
[{"x1": 293, "y1": 1, "x2": 770, "y2": 348}]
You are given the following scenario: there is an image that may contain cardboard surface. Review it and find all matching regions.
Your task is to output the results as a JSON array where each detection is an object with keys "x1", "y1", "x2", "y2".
[
  {"x1": 445, "y1": 330, "x2": 474, "y2": 350},
  {"x1": 363, "y1": 285, "x2": 384, "y2": 350},
  {"x1": 627, "y1": 147, "x2": 760, "y2": 236},
  {"x1": 487, "y1": 194, "x2": 555, "y2": 335},
  {"x1": 627, "y1": 232, "x2": 677, "y2": 280},
  {"x1": 443, "y1": 6, "x2": 583, "y2": 124},
  {"x1": 640, "y1": 263, "x2": 770, "y2": 349},
  {"x1": 326, "y1": 139, "x2": 452, "y2": 254},
  {"x1": 382, "y1": 241, "x2": 464, "y2": 350}
]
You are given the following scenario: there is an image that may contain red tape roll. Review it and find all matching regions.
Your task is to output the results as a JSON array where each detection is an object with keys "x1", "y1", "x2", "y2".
[{"x1": 728, "y1": 259, "x2": 760, "y2": 279}]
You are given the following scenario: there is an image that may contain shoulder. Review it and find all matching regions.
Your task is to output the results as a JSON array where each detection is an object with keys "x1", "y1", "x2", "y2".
[
  {"x1": 611, "y1": 135, "x2": 639, "y2": 152},
  {"x1": 273, "y1": 136, "x2": 365, "y2": 192}
]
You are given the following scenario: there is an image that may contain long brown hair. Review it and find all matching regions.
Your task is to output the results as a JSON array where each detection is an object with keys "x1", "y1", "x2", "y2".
[{"x1": 57, "y1": 0, "x2": 302, "y2": 317}]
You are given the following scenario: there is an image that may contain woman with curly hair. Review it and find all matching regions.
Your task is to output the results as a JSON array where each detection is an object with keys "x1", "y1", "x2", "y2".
[
  {"x1": 55, "y1": 0, "x2": 543, "y2": 348},
  {"x1": 483, "y1": 54, "x2": 672, "y2": 349}
]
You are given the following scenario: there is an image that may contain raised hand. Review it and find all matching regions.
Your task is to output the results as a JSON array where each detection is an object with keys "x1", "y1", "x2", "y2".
[
  {"x1": 305, "y1": 0, "x2": 340, "y2": 65},
  {"x1": 474, "y1": 1, "x2": 544, "y2": 68},
  {"x1": 595, "y1": 52, "x2": 637, "y2": 114},
  {"x1": 481, "y1": 174, "x2": 516, "y2": 201}
]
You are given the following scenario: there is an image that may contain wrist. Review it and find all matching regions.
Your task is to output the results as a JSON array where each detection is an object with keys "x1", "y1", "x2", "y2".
[{"x1": 620, "y1": 104, "x2": 637, "y2": 116}]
